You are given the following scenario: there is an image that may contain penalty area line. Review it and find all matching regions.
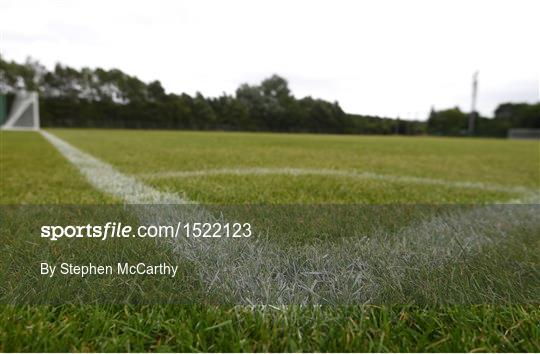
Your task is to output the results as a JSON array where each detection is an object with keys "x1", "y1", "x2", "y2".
[{"x1": 138, "y1": 167, "x2": 538, "y2": 197}]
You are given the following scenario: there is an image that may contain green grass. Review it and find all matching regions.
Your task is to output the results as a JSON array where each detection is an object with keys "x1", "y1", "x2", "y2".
[
  {"x1": 48, "y1": 129, "x2": 539, "y2": 204},
  {"x1": 4, "y1": 128, "x2": 539, "y2": 204},
  {"x1": 1, "y1": 129, "x2": 539, "y2": 352},
  {"x1": 1, "y1": 305, "x2": 539, "y2": 352},
  {"x1": 0, "y1": 131, "x2": 115, "y2": 204},
  {"x1": 144, "y1": 173, "x2": 515, "y2": 203},
  {"x1": 48, "y1": 129, "x2": 540, "y2": 189}
]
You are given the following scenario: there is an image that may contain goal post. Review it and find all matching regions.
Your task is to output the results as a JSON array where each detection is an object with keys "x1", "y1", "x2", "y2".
[{"x1": 1, "y1": 91, "x2": 40, "y2": 130}]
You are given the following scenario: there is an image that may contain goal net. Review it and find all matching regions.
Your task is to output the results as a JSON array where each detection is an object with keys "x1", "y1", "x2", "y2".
[
  {"x1": 508, "y1": 128, "x2": 540, "y2": 140},
  {"x1": 1, "y1": 91, "x2": 40, "y2": 130}
]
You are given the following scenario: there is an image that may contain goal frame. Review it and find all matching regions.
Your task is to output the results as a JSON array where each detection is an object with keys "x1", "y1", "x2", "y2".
[{"x1": 1, "y1": 91, "x2": 40, "y2": 130}]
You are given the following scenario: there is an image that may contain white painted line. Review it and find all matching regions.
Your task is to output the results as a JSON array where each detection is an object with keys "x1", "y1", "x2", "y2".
[
  {"x1": 139, "y1": 167, "x2": 538, "y2": 196},
  {"x1": 40, "y1": 130, "x2": 191, "y2": 204}
]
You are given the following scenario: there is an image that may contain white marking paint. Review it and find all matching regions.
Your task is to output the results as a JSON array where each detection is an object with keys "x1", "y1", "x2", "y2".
[
  {"x1": 138, "y1": 167, "x2": 538, "y2": 196},
  {"x1": 40, "y1": 130, "x2": 190, "y2": 204}
]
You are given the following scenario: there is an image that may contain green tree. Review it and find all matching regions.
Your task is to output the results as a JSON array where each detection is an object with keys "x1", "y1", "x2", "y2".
[{"x1": 427, "y1": 107, "x2": 468, "y2": 135}]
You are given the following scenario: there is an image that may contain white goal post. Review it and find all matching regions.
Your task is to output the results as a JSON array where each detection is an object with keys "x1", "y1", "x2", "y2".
[{"x1": 1, "y1": 91, "x2": 40, "y2": 130}]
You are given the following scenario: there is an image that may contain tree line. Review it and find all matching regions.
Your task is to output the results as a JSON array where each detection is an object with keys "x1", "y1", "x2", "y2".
[
  {"x1": 427, "y1": 104, "x2": 540, "y2": 137},
  {"x1": 1, "y1": 56, "x2": 538, "y2": 136}
]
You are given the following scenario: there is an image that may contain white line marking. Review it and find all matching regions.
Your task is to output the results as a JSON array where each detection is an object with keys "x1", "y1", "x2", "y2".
[
  {"x1": 40, "y1": 130, "x2": 190, "y2": 204},
  {"x1": 139, "y1": 167, "x2": 538, "y2": 196}
]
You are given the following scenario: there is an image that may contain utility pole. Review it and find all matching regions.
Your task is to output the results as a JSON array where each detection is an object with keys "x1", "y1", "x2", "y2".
[{"x1": 469, "y1": 71, "x2": 479, "y2": 135}]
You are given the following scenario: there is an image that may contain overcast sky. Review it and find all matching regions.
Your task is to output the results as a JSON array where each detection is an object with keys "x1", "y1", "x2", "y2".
[{"x1": 1, "y1": 0, "x2": 539, "y2": 119}]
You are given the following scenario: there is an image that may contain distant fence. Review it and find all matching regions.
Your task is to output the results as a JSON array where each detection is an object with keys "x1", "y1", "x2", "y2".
[{"x1": 508, "y1": 128, "x2": 540, "y2": 140}]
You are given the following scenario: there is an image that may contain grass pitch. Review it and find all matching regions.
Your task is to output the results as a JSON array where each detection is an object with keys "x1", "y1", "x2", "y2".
[{"x1": 1, "y1": 129, "x2": 539, "y2": 352}]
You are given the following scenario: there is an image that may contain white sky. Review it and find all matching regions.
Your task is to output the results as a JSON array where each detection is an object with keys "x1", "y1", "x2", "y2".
[{"x1": 1, "y1": 0, "x2": 539, "y2": 119}]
